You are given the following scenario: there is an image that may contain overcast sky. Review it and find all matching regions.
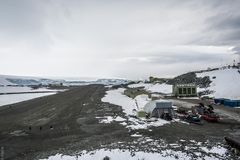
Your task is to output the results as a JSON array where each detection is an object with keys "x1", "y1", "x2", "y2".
[{"x1": 0, "y1": 0, "x2": 240, "y2": 80}]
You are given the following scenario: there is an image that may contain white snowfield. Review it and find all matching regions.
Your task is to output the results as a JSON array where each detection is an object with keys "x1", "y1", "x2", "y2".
[
  {"x1": 197, "y1": 68, "x2": 240, "y2": 99},
  {"x1": 128, "y1": 83, "x2": 172, "y2": 94}
]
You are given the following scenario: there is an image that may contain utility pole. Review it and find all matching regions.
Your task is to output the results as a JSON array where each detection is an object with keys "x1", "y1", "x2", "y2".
[{"x1": 238, "y1": 54, "x2": 240, "y2": 68}]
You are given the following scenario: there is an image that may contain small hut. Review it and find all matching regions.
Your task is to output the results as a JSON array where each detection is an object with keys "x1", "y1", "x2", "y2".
[{"x1": 144, "y1": 100, "x2": 174, "y2": 120}]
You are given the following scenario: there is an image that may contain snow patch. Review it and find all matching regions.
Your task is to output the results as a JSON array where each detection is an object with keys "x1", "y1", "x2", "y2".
[
  {"x1": 127, "y1": 117, "x2": 169, "y2": 130},
  {"x1": 40, "y1": 148, "x2": 190, "y2": 160},
  {"x1": 197, "y1": 68, "x2": 240, "y2": 99},
  {"x1": 97, "y1": 116, "x2": 126, "y2": 124},
  {"x1": 201, "y1": 146, "x2": 227, "y2": 156},
  {"x1": 102, "y1": 88, "x2": 137, "y2": 115},
  {"x1": 131, "y1": 133, "x2": 142, "y2": 137},
  {"x1": 40, "y1": 138, "x2": 230, "y2": 160}
]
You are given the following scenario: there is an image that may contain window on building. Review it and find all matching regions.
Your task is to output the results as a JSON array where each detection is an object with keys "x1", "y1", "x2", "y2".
[
  {"x1": 178, "y1": 88, "x2": 182, "y2": 94},
  {"x1": 183, "y1": 88, "x2": 186, "y2": 94},
  {"x1": 192, "y1": 88, "x2": 196, "y2": 94},
  {"x1": 188, "y1": 88, "x2": 191, "y2": 94}
]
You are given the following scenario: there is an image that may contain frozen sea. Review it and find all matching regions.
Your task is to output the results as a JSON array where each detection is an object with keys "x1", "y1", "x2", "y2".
[{"x1": 0, "y1": 86, "x2": 58, "y2": 106}]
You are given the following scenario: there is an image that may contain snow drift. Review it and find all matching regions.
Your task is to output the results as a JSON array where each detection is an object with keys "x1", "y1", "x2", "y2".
[{"x1": 197, "y1": 68, "x2": 240, "y2": 99}]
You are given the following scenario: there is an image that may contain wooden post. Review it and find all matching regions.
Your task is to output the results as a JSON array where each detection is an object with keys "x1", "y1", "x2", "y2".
[
  {"x1": 1, "y1": 146, "x2": 4, "y2": 160},
  {"x1": 157, "y1": 109, "x2": 160, "y2": 118}
]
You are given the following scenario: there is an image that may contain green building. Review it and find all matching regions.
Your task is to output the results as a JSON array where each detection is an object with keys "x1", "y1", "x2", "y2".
[{"x1": 172, "y1": 84, "x2": 197, "y2": 97}]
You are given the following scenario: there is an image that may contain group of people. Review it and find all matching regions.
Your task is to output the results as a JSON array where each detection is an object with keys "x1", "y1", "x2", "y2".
[{"x1": 28, "y1": 125, "x2": 53, "y2": 131}]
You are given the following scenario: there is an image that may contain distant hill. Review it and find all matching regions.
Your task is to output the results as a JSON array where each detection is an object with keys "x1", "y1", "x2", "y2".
[
  {"x1": 0, "y1": 77, "x2": 14, "y2": 86},
  {"x1": 0, "y1": 75, "x2": 129, "y2": 86},
  {"x1": 0, "y1": 75, "x2": 64, "y2": 86},
  {"x1": 166, "y1": 72, "x2": 212, "y2": 88}
]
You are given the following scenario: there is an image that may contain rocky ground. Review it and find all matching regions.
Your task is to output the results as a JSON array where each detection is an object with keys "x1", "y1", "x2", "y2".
[{"x1": 0, "y1": 84, "x2": 239, "y2": 159}]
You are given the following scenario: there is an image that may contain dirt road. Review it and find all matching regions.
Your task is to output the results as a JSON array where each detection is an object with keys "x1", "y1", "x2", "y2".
[{"x1": 0, "y1": 85, "x2": 130, "y2": 159}]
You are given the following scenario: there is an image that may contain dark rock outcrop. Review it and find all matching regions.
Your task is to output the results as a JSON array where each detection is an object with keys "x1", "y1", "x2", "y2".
[{"x1": 166, "y1": 72, "x2": 211, "y2": 88}]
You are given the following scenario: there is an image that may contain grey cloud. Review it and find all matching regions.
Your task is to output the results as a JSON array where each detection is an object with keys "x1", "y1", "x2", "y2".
[
  {"x1": 123, "y1": 52, "x2": 229, "y2": 65},
  {"x1": 211, "y1": 16, "x2": 240, "y2": 30},
  {"x1": 0, "y1": 0, "x2": 53, "y2": 50},
  {"x1": 0, "y1": 1, "x2": 42, "y2": 35},
  {"x1": 232, "y1": 46, "x2": 240, "y2": 55},
  {"x1": 189, "y1": 0, "x2": 240, "y2": 47}
]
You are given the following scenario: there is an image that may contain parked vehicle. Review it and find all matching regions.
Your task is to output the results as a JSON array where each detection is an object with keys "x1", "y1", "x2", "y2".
[
  {"x1": 201, "y1": 113, "x2": 220, "y2": 122},
  {"x1": 185, "y1": 114, "x2": 202, "y2": 125},
  {"x1": 192, "y1": 104, "x2": 220, "y2": 122}
]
